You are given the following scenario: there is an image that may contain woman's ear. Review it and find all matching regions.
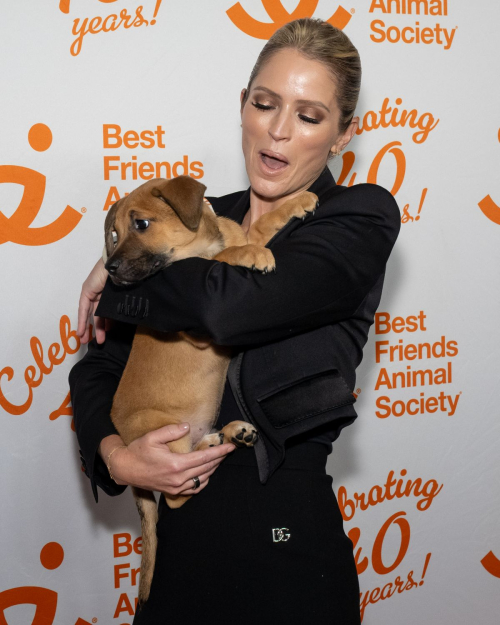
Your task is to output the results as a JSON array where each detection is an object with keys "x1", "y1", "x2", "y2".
[
  {"x1": 240, "y1": 88, "x2": 247, "y2": 114},
  {"x1": 333, "y1": 116, "x2": 359, "y2": 153}
]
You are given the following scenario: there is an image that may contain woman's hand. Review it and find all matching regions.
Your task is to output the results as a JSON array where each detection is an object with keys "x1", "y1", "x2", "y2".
[
  {"x1": 101, "y1": 424, "x2": 235, "y2": 496},
  {"x1": 77, "y1": 257, "x2": 109, "y2": 345}
]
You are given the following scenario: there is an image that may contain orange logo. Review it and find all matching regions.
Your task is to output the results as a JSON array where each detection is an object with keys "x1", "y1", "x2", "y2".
[
  {"x1": 0, "y1": 542, "x2": 93, "y2": 625},
  {"x1": 226, "y1": 0, "x2": 352, "y2": 39},
  {"x1": 481, "y1": 551, "x2": 500, "y2": 578},
  {"x1": 0, "y1": 124, "x2": 82, "y2": 246},
  {"x1": 478, "y1": 128, "x2": 500, "y2": 225}
]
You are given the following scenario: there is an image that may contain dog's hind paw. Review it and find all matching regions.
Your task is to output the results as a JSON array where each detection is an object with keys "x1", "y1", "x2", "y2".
[
  {"x1": 209, "y1": 432, "x2": 225, "y2": 447},
  {"x1": 197, "y1": 432, "x2": 225, "y2": 449}
]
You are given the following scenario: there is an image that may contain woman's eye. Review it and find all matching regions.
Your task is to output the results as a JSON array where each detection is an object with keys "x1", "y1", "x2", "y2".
[
  {"x1": 134, "y1": 219, "x2": 150, "y2": 230},
  {"x1": 252, "y1": 101, "x2": 273, "y2": 111},
  {"x1": 299, "y1": 114, "x2": 319, "y2": 125},
  {"x1": 112, "y1": 230, "x2": 118, "y2": 246}
]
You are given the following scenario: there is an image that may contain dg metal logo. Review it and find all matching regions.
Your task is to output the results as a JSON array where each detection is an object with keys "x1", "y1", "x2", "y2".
[
  {"x1": 227, "y1": 0, "x2": 353, "y2": 39},
  {"x1": 272, "y1": 527, "x2": 291, "y2": 542}
]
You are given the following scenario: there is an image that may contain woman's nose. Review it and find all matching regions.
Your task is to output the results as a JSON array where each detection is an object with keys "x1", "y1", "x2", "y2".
[{"x1": 268, "y1": 110, "x2": 292, "y2": 142}]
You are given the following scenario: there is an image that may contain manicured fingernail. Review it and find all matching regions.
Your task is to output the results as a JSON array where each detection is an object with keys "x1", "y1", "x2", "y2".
[{"x1": 180, "y1": 423, "x2": 189, "y2": 430}]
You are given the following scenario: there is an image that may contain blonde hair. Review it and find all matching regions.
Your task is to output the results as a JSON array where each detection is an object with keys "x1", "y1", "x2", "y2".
[{"x1": 243, "y1": 18, "x2": 361, "y2": 133}]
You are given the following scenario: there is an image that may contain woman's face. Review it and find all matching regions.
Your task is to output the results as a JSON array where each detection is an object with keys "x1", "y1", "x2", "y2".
[{"x1": 241, "y1": 49, "x2": 358, "y2": 202}]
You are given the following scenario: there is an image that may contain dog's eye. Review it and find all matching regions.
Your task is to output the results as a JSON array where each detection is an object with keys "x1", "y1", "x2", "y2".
[
  {"x1": 112, "y1": 230, "x2": 118, "y2": 247},
  {"x1": 134, "y1": 219, "x2": 150, "y2": 231}
]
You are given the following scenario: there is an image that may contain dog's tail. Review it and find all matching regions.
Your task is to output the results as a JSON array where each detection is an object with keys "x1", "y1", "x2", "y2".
[{"x1": 132, "y1": 486, "x2": 158, "y2": 605}]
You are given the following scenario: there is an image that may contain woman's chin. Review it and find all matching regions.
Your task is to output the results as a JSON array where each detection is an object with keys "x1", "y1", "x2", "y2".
[{"x1": 249, "y1": 176, "x2": 290, "y2": 201}]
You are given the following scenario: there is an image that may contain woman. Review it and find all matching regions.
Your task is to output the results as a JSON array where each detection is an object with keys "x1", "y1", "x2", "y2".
[{"x1": 70, "y1": 18, "x2": 400, "y2": 624}]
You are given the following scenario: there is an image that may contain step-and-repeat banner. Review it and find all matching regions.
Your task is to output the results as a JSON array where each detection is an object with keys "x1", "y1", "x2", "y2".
[{"x1": 1, "y1": 1, "x2": 499, "y2": 623}]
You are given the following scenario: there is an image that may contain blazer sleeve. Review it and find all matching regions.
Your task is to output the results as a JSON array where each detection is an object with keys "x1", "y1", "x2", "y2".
[
  {"x1": 96, "y1": 183, "x2": 401, "y2": 345},
  {"x1": 69, "y1": 321, "x2": 136, "y2": 501}
]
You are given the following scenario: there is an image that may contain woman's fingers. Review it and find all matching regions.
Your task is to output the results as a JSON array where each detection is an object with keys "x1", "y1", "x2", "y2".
[
  {"x1": 158, "y1": 453, "x2": 226, "y2": 494},
  {"x1": 180, "y1": 481, "x2": 209, "y2": 496},
  {"x1": 165, "y1": 443, "x2": 236, "y2": 493},
  {"x1": 177, "y1": 465, "x2": 218, "y2": 495},
  {"x1": 93, "y1": 313, "x2": 107, "y2": 345},
  {"x1": 165, "y1": 478, "x2": 210, "y2": 498},
  {"x1": 147, "y1": 423, "x2": 191, "y2": 445},
  {"x1": 179, "y1": 444, "x2": 236, "y2": 472},
  {"x1": 77, "y1": 290, "x2": 93, "y2": 342},
  {"x1": 125, "y1": 424, "x2": 236, "y2": 494},
  {"x1": 181, "y1": 457, "x2": 225, "y2": 484},
  {"x1": 77, "y1": 258, "x2": 109, "y2": 343}
]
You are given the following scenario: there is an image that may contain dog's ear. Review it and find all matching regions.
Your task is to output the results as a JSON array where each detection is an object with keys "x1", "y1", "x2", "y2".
[
  {"x1": 104, "y1": 201, "x2": 119, "y2": 259},
  {"x1": 151, "y1": 176, "x2": 207, "y2": 231}
]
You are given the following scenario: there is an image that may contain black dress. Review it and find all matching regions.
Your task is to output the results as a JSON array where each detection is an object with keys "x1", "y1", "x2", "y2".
[{"x1": 133, "y1": 379, "x2": 361, "y2": 625}]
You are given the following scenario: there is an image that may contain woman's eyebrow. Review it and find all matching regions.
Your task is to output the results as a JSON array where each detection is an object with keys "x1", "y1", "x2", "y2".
[{"x1": 252, "y1": 86, "x2": 330, "y2": 113}]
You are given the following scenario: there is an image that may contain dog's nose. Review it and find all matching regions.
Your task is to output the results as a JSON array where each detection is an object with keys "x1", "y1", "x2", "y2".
[{"x1": 106, "y1": 258, "x2": 121, "y2": 275}]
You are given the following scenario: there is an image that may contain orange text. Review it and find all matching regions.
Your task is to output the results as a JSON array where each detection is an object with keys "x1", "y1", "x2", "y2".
[
  {"x1": 0, "y1": 315, "x2": 79, "y2": 415},
  {"x1": 338, "y1": 469, "x2": 443, "y2": 521},
  {"x1": 70, "y1": 7, "x2": 149, "y2": 56},
  {"x1": 375, "y1": 311, "x2": 427, "y2": 334},
  {"x1": 375, "y1": 390, "x2": 460, "y2": 417},
  {"x1": 103, "y1": 155, "x2": 204, "y2": 181},
  {"x1": 375, "y1": 337, "x2": 458, "y2": 363},
  {"x1": 103, "y1": 124, "x2": 166, "y2": 149},
  {"x1": 357, "y1": 98, "x2": 439, "y2": 144}
]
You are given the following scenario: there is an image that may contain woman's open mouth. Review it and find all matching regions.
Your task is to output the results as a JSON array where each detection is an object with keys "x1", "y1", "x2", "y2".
[{"x1": 259, "y1": 150, "x2": 289, "y2": 174}]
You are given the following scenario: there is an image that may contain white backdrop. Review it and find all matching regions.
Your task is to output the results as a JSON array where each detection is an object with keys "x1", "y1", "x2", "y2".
[{"x1": 1, "y1": 1, "x2": 499, "y2": 623}]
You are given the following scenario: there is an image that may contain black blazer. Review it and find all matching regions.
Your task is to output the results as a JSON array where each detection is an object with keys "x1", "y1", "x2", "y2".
[{"x1": 69, "y1": 167, "x2": 400, "y2": 501}]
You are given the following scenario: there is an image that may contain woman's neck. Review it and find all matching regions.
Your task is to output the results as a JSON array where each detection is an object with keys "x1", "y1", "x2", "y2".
[{"x1": 243, "y1": 187, "x2": 305, "y2": 235}]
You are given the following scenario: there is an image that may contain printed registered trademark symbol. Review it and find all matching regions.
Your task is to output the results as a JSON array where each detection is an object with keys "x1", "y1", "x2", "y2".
[
  {"x1": 81, "y1": 207, "x2": 87, "y2": 213},
  {"x1": 356, "y1": 388, "x2": 361, "y2": 395},
  {"x1": 92, "y1": 619, "x2": 98, "y2": 623},
  {"x1": 351, "y1": 7, "x2": 355, "y2": 13}
]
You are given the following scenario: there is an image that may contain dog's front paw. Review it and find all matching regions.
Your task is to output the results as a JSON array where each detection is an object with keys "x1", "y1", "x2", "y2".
[
  {"x1": 221, "y1": 421, "x2": 258, "y2": 447},
  {"x1": 215, "y1": 244, "x2": 275, "y2": 274},
  {"x1": 281, "y1": 191, "x2": 319, "y2": 221}
]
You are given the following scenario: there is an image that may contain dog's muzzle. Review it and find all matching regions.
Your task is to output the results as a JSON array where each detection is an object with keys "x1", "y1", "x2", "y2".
[{"x1": 106, "y1": 252, "x2": 172, "y2": 285}]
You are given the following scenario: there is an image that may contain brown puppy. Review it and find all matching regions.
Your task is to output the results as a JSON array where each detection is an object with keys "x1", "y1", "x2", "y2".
[{"x1": 104, "y1": 175, "x2": 317, "y2": 603}]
